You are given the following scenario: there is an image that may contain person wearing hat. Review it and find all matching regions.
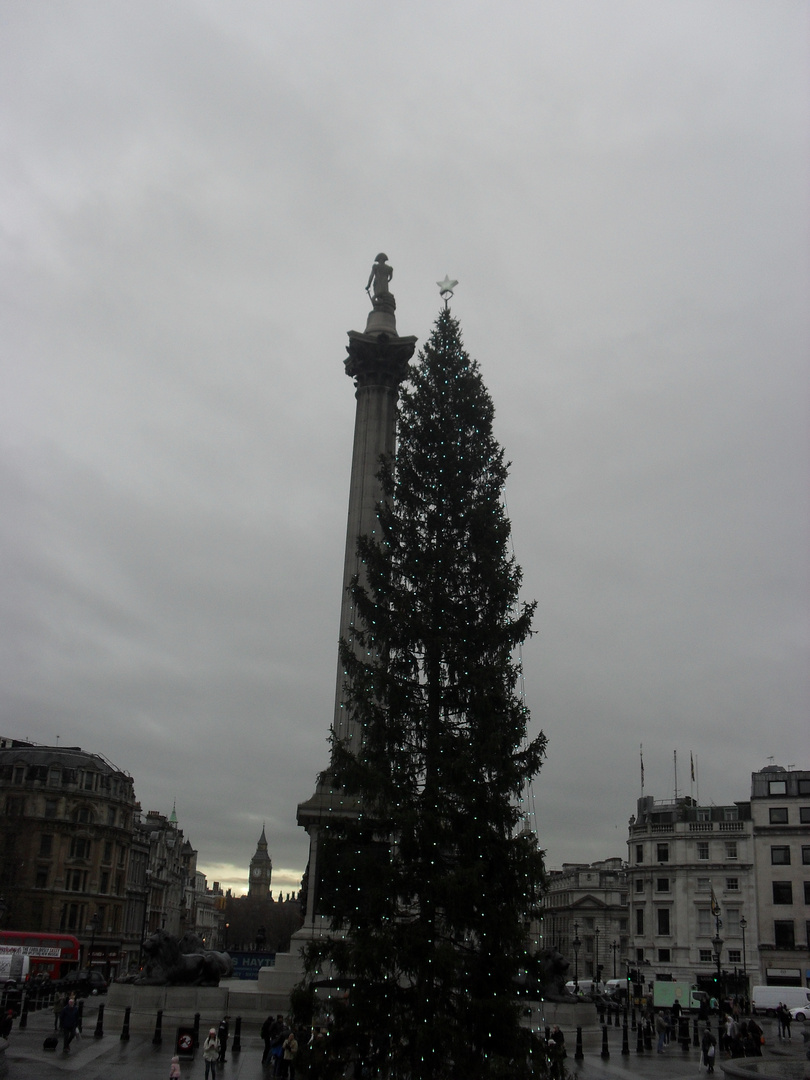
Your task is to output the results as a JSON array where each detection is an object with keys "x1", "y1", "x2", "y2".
[{"x1": 203, "y1": 1027, "x2": 220, "y2": 1079}]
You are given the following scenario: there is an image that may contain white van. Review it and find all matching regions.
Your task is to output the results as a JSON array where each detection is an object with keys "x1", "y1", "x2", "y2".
[
  {"x1": 565, "y1": 979, "x2": 595, "y2": 996},
  {"x1": 604, "y1": 978, "x2": 627, "y2": 999},
  {"x1": 751, "y1": 985, "x2": 810, "y2": 1016}
]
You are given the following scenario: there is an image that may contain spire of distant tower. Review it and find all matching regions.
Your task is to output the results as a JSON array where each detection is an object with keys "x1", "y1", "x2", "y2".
[{"x1": 169, "y1": 799, "x2": 177, "y2": 825}]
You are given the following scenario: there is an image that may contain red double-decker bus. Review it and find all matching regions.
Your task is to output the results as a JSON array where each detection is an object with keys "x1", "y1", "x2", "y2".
[{"x1": 0, "y1": 931, "x2": 80, "y2": 982}]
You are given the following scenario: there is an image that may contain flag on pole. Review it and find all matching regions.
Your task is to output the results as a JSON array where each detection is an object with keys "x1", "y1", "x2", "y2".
[
  {"x1": 640, "y1": 744, "x2": 644, "y2": 791},
  {"x1": 710, "y1": 885, "x2": 720, "y2": 916}
]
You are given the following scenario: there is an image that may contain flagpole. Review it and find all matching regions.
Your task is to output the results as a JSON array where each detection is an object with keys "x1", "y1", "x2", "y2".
[
  {"x1": 674, "y1": 749, "x2": 678, "y2": 800},
  {"x1": 640, "y1": 743, "x2": 644, "y2": 797}
]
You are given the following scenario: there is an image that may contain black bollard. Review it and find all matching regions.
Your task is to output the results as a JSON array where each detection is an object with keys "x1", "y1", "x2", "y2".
[
  {"x1": 193, "y1": 1012, "x2": 201, "y2": 1048},
  {"x1": 153, "y1": 1008, "x2": 163, "y2": 1045},
  {"x1": 601, "y1": 1024, "x2": 610, "y2": 1059},
  {"x1": 94, "y1": 1002, "x2": 105, "y2": 1039},
  {"x1": 644, "y1": 1017, "x2": 653, "y2": 1052},
  {"x1": 680, "y1": 1017, "x2": 691, "y2": 1052},
  {"x1": 636, "y1": 1022, "x2": 644, "y2": 1054},
  {"x1": 18, "y1": 994, "x2": 28, "y2": 1029},
  {"x1": 631, "y1": 1005, "x2": 637, "y2": 1031},
  {"x1": 77, "y1": 999, "x2": 84, "y2": 1033},
  {"x1": 614, "y1": 1007, "x2": 620, "y2": 1027},
  {"x1": 693, "y1": 1018, "x2": 700, "y2": 1048},
  {"x1": 232, "y1": 1016, "x2": 242, "y2": 1054},
  {"x1": 575, "y1": 1026, "x2": 584, "y2": 1062},
  {"x1": 120, "y1": 1005, "x2": 131, "y2": 1041},
  {"x1": 622, "y1": 1020, "x2": 630, "y2": 1056}
]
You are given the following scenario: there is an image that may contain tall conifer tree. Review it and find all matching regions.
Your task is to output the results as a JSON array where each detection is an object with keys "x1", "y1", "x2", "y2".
[{"x1": 302, "y1": 307, "x2": 546, "y2": 1079}]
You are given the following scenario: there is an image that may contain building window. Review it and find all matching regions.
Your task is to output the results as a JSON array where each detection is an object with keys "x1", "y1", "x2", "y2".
[
  {"x1": 39, "y1": 834, "x2": 53, "y2": 857},
  {"x1": 5, "y1": 797, "x2": 24, "y2": 817},
  {"x1": 35, "y1": 867, "x2": 48, "y2": 888},
  {"x1": 728, "y1": 949, "x2": 741, "y2": 964},
  {"x1": 657, "y1": 844, "x2": 669, "y2": 863},
  {"x1": 697, "y1": 877, "x2": 711, "y2": 892},
  {"x1": 635, "y1": 879, "x2": 644, "y2": 893},
  {"x1": 699, "y1": 949, "x2": 713, "y2": 962},
  {"x1": 59, "y1": 903, "x2": 85, "y2": 931},
  {"x1": 769, "y1": 807, "x2": 789, "y2": 824},
  {"x1": 619, "y1": 918, "x2": 628, "y2": 932},
  {"x1": 67, "y1": 870, "x2": 87, "y2": 892},
  {"x1": 802, "y1": 847, "x2": 810, "y2": 865},
  {"x1": 107, "y1": 806, "x2": 116, "y2": 826},
  {"x1": 771, "y1": 847, "x2": 791, "y2": 865},
  {"x1": 726, "y1": 909, "x2": 740, "y2": 934},
  {"x1": 636, "y1": 908, "x2": 644, "y2": 934},
  {"x1": 698, "y1": 808, "x2": 711, "y2": 822},
  {"x1": 725, "y1": 841, "x2": 738, "y2": 860},
  {"x1": 658, "y1": 948, "x2": 671, "y2": 962},
  {"x1": 657, "y1": 908, "x2": 670, "y2": 935},
  {"x1": 656, "y1": 878, "x2": 670, "y2": 893},
  {"x1": 636, "y1": 844, "x2": 644, "y2": 864},
  {"x1": 804, "y1": 882, "x2": 810, "y2": 904},
  {"x1": 723, "y1": 807, "x2": 738, "y2": 821},
  {"x1": 48, "y1": 768, "x2": 61, "y2": 787},
  {"x1": 620, "y1": 893, "x2": 627, "y2": 904},
  {"x1": 636, "y1": 947, "x2": 644, "y2": 963},
  {"x1": 83, "y1": 771, "x2": 95, "y2": 791},
  {"x1": 12, "y1": 765, "x2": 25, "y2": 784},
  {"x1": 800, "y1": 808, "x2": 810, "y2": 824},
  {"x1": 768, "y1": 779, "x2": 787, "y2": 795},
  {"x1": 798, "y1": 780, "x2": 810, "y2": 795},
  {"x1": 773, "y1": 881, "x2": 793, "y2": 905},
  {"x1": 697, "y1": 842, "x2": 710, "y2": 861},
  {"x1": 69, "y1": 837, "x2": 91, "y2": 859},
  {"x1": 726, "y1": 877, "x2": 739, "y2": 891},
  {"x1": 44, "y1": 799, "x2": 58, "y2": 818},
  {"x1": 103, "y1": 841, "x2": 113, "y2": 863},
  {"x1": 698, "y1": 909, "x2": 713, "y2": 935},
  {"x1": 773, "y1": 920, "x2": 795, "y2": 948}
]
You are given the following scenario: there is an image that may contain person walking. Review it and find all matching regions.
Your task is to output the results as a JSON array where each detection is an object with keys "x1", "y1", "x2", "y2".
[
  {"x1": 59, "y1": 995, "x2": 80, "y2": 1053},
  {"x1": 701, "y1": 1026, "x2": 717, "y2": 1073},
  {"x1": 203, "y1": 1027, "x2": 221, "y2": 1080},
  {"x1": 656, "y1": 1010, "x2": 670, "y2": 1053}
]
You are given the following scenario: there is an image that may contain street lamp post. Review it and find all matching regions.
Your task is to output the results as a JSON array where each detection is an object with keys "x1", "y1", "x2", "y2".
[
  {"x1": 594, "y1": 926, "x2": 600, "y2": 985},
  {"x1": 87, "y1": 912, "x2": 99, "y2": 970},
  {"x1": 612, "y1": 939, "x2": 618, "y2": 979},
  {"x1": 739, "y1": 915, "x2": 747, "y2": 987},
  {"x1": 573, "y1": 922, "x2": 581, "y2": 994},
  {"x1": 712, "y1": 924, "x2": 723, "y2": 995}
]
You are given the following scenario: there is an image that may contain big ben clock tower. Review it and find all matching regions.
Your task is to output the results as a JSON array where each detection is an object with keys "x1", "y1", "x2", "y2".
[{"x1": 248, "y1": 825, "x2": 272, "y2": 899}]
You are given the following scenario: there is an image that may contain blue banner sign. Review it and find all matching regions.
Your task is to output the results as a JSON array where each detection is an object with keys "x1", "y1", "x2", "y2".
[{"x1": 229, "y1": 951, "x2": 276, "y2": 980}]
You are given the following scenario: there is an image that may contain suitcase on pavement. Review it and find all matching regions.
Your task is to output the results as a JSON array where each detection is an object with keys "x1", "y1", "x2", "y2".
[{"x1": 43, "y1": 1036, "x2": 59, "y2": 1051}]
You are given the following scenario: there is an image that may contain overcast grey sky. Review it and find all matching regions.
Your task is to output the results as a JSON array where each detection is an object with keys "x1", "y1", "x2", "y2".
[{"x1": 2, "y1": 1, "x2": 808, "y2": 894}]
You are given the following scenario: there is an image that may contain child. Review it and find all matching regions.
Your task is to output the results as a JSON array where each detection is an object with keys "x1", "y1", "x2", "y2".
[{"x1": 169, "y1": 1053, "x2": 181, "y2": 1078}]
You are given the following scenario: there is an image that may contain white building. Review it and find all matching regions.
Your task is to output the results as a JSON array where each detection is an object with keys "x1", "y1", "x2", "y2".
[
  {"x1": 626, "y1": 794, "x2": 755, "y2": 993},
  {"x1": 750, "y1": 765, "x2": 810, "y2": 988}
]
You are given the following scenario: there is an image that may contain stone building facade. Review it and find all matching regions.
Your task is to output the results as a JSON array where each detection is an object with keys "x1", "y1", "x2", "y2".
[
  {"x1": 542, "y1": 857, "x2": 629, "y2": 982},
  {"x1": 626, "y1": 793, "x2": 755, "y2": 991},
  {"x1": 750, "y1": 765, "x2": 810, "y2": 987},
  {"x1": 0, "y1": 740, "x2": 137, "y2": 978}
]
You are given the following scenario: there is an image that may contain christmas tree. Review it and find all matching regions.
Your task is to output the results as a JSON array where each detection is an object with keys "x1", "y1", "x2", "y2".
[{"x1": 302, "y1": 306, "x2": 546, "y2": 1079}]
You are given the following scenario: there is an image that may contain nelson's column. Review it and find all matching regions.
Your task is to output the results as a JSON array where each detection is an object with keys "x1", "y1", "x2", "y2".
[{"x1": 259, "y1": 255, "x2": 416, "y2": 1001}]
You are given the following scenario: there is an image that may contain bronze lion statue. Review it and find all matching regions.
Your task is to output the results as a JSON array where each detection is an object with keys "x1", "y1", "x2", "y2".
[{"x1": 138, "y1": 928, "x2": 233, "y2": 986}]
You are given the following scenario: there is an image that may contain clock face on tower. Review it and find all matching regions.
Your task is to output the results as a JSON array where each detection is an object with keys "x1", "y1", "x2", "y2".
[{"x1": 252, "y1": 867, "x2": 262, "y2": 877}]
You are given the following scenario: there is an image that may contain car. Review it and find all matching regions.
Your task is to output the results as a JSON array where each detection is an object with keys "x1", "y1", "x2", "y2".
[
  {"x1": 55, "y1": 969, "x2": 108, "y2": 996},
  {"x1": 789, "y1": 1006, "x2": 807, "y2": 1022}
]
